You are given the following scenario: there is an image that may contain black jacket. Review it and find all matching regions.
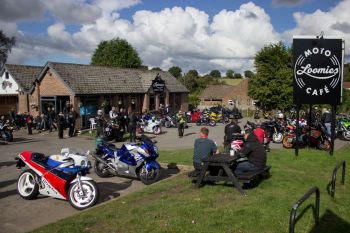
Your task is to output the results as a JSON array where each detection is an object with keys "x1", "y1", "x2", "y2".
[
  {"x1": 322, "y1": 112, "x2": 332, "y2": 123},
  {"x1": 224, "y1": 122, "x2": 242, "y2": 142},
  {"x1": 240, "y1": 133, "x2": 266, "y2": 169}
]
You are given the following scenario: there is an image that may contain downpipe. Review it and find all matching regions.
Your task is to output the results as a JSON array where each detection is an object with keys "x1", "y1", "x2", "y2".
[{"x1": 92, "y1": 154, "x2": 118, "y2": 173}]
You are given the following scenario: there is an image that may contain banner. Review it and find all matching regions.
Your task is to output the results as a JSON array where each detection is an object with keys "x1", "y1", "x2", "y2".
[{"x1": 293, "y1": 37, "x2": 343, "y2": 104}]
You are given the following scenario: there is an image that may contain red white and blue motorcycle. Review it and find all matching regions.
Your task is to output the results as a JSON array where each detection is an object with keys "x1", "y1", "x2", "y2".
[{"x1": 15, "y1": 148, "x2": 99, "y2": 210}]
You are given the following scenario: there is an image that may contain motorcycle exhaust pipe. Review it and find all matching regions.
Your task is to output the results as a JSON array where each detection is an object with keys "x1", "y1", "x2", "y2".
[{"x1": 92, "y1": 154, "x2": 118, "y2": 173}]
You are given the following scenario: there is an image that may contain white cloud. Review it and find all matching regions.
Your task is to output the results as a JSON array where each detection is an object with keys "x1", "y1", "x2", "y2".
[{"x1": 283, "y1": 0, "x2": 350, "y2": 55}]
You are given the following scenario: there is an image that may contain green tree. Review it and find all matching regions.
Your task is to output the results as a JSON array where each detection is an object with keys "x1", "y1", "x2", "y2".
[
  {"x1": 226, "y1": 69, "x2": 234, "y2": 78},
  {"x1": 0, "y1": 30, "x2": 16, "y2": 69},
  {"x1": 168, "y1": 66, "x2": 182, "y2": 78},
  {"x1": 182, "y1": 69, "x2": 199, "y2": 92},
  {"x1": 244, "y1": 70, "x2": 255, "y2": 79},
  {"x1": 248, "y1": 42, "x2": 293, "y2": 110},
  {"x1": 209, "y1": 70, "x2": 221, "y2": 78},
  {"x1": 344, "y1": 63, "x2": 350, "y2": 82},
  {"x1": 91, "y1": 38, "x2": 141, "y2": 68},
  {"x1": 151, "y1": 67, "x2": 162, "y2": 71},
  {"x1": 233, "y1": 73, "x2": 242, "y2": 79}
]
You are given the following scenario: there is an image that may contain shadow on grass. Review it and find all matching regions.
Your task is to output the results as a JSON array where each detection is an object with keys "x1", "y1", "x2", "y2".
[{"x1": 309, "y1": 209, "x2": 350, "y2": 233}]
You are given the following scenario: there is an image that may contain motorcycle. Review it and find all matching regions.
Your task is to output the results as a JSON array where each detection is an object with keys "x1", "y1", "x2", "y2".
[
  {"x1": 282, "y1": 123, "x2": 330, "y2": 150},
  {"x1": 0, "y1": 120, "x2": 14, "y2": 142},
  {"x1": 15, "y1": 148, "x2": 99, "y2": 210},
  {"x1": 93, "y1": 135, "x2": 160, "y2": 185},
  {"x1": 164, "y1": 115, "x2": 178, "y2": 128},
  {"x1": 261, "y1": 120, "x2": 284, "y2": 143},
  {"x1": 336, "y1": 118, "x2": 350, "y2": 141},
  {"x1": 137, "y1": 118, "x2": 161, "y2": 135},
  {"x1": 104, "y1": 118, "x2": 123, "y2": 141}
]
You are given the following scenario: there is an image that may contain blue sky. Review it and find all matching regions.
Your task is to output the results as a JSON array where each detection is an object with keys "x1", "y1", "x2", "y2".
[{"x1": 1, "y1": 0, "x2": 349, "y2": 74}]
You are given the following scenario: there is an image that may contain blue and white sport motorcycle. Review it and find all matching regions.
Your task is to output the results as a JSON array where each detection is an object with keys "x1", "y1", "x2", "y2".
[{"x1": 93, "y1": 135, "x2": 160, "y2": 185}]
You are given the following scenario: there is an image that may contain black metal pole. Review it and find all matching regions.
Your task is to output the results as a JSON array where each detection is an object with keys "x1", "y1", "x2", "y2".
[
  {"x1": 295, "y1": 104, "x2": 300, "y2": 156},
  {"x1": 308, "y1": 104, "x2": 312, "y2": 148},
  {"x1": 330, "y1": 105, "x2": 336, "y2": 155}
]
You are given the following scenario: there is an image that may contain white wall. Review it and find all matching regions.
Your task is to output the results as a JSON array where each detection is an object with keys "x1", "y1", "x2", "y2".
[{"x1": 0, "y1": 70, "x2": 19, "y2": 95}]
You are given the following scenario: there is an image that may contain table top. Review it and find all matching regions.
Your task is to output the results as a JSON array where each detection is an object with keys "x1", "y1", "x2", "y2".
[{"x1": 201, "y1": 153, "x2": 239, "y2": 163}]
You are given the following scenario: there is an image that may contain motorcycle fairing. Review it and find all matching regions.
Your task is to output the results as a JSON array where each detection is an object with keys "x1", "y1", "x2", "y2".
[
  {"x1": 117, "y1": 145, "x2": 137, "y2": 166},
  {"x1": 19, "y1": 152, "x2": 69, "y2": 199},
  {"x1": 145, "y1": 160, "x2": 160, "y2": 171}
]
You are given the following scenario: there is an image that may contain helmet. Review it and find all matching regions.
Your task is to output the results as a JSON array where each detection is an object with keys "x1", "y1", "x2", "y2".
[{"x1": 97, "y1": 110, "x2": 103, "y2": 115}]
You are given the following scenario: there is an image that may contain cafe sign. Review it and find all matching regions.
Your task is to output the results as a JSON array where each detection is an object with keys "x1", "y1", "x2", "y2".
[
  {"x1": 152, "y1": 74, "x2": 165, "y2": 93},
  {"x1": 293, "y1": 36, "x2": 344, "y2": 104}
]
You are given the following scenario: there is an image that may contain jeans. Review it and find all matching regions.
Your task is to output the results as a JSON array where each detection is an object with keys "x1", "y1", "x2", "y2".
[
  {"x1": 234, "y1": 161, "x2": 258, "y2": 176},
  {"x1": 324, "y1": 122, "x2": 331, "y2": 137}
]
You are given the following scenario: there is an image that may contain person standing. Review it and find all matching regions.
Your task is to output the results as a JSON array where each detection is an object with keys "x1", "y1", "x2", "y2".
[
  {"x1": 224, "y1": 118, "x2": 242, "y2": 150},
  {"x1": 177, "y1": 110, "x2": 185, "y2": 137},
  {"x1": 67, "y1": 108, "x2": 77, "y2": 137},
  {"x1": 128, "y1": 111, "x2": 138, "y2": 142},
  {"x1": 321, "y1": 108, "x2": 332, "y2": 137},
  {"x1": 57, "y1": 112, "x2": 65, "y2": 139},
  {"x1": 25, "y1": 112, "x2": 33, "y2": 135},
  {"x1": 95, "y1": 109, "x2": 106, "y2": 138},
  {"x1": 47, "y1": 107, "x2": 56, "y2": 132}
]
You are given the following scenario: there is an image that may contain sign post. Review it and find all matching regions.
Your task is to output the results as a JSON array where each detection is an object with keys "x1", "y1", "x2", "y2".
[{"x1": 293, "y1": 36, "x2": 344, "y2": 156}]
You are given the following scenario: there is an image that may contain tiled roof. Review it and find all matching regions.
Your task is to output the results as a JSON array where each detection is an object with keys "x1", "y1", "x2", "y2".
[
  {"x1": 2, "y1": 64, "x2": 42, "y2": 91},
  {"x1": 39, "y1": 62, "x2": 188, "y2": 94}
]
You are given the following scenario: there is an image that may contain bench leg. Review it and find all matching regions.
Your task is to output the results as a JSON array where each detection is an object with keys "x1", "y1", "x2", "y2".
[
  {"x1": 195, "y1": 163, "x2": 209, "y2": 188},
  {"x1": 222, "y1": 165, "x2": 246, "y2": 196}
]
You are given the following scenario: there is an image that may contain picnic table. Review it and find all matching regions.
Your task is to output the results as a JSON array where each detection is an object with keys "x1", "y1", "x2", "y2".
[
  {"x1": 194, "y1": 153, "x2": 271, "y2": 196},
  {"x1": 195, "y1": 153, "x2": 246, "y2": 196}
]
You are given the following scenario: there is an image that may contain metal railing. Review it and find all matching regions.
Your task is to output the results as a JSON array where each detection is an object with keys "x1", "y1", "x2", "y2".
[
  {"x1": 289, "y1": 186, "x2": 320, "y2": 233},
  {"x1": 330, "y1": 160, "x2": 346, "y2": 198}
]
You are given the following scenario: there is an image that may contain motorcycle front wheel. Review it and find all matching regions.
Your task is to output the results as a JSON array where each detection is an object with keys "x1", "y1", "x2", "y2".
[
  {"x1": 138, "y1": 164, "x2": 160, "y2": 185},
  {"x1": 94, "y1": 160, "x2": 111, "y2": 177},
  {"x1": 17, "y1": 169, "x2": 39, "y2": 200},
  {"x1": 282, "y1": 135, "x2": 294, "y2": 149},
  {"x1": 153, "y1": 126, "x2": 161, "y2": 135},
  {"x1": 273, "y1": 133, "x2": 283, "y2": 143},
  {"x1": 209, "y1": 120, "x2": 216, "y2": 127},
  {"x1": 342, "y1": 131, "x2": 350, "y2": 141},
  {"x1": 317, "y1": 139, "x2": 331, "y2": 151},
  {"x1": 68, "y1": 180, "x2": 99, "y2": 210}
]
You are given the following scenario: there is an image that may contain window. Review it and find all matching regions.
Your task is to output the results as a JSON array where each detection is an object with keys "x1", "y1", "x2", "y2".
[{"x1": 5, "y1": 72, "x2": 9, "y2": 79}]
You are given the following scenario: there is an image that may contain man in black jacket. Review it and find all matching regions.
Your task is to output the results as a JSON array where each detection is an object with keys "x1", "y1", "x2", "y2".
[
  {"x1": 224, "y1": 119, "x2": 242, "y2": 150},
  {"x1": 234, "y1": 129, "x2": 266, "y2": 176}
]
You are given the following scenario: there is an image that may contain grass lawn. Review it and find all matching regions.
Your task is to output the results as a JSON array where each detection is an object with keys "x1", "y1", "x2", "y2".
[{"x1": 33, "y1": 146, "x2": 350, "y2": 233}]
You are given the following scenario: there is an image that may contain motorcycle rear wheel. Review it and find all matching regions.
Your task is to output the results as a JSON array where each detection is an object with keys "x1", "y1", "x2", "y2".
[
  {"x1": 164, "y1": 121, "x2": 171, "y2": 128},
  {"x1": 68, "y1": 180, "x2": 99, "y2": 210},
  {"x1": 94, "y1": 160, "x2": 111, "y2": 177},
  {"x1": 138, "y1": 164, "x2": 160, "y2": 185},
  {"x1": 17, "y1": 169, "x2": 39, "y2": 200},
  {"x1": 282, "y1": 135, "x2": 294, "y2": 149}
]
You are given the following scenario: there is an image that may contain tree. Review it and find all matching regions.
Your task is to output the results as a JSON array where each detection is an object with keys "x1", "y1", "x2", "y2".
[
  {"x1": 244, "y1": 70, "x2": 255, "y2": 79},
  {"x1": 248, "y1": 42, "x2": 293, "y2": 111},
  {"x1": 151, "y1": 67, "x2": 162, "y2": 71},
  {"x1": 344, "y1": 63, "x2": 350, "y2": 82},
  {"x1": 209, "y1": 70, "x2": 221, "y2": 78},
  {"x1": 233, "y1": 73, "x2": 242, "y2": 79},
  {"x1": 0, "y1": 30, "x2": 16, "y2": 69},
  {"x1": 226, "y1": 69, "x2": 234, "y2": 78},
  {"x1": 168, "y1": 66, "x2": 182, "y2": 78},
  {"x1": 91, "y1": 38, "x2": 141, "y2": 68}
]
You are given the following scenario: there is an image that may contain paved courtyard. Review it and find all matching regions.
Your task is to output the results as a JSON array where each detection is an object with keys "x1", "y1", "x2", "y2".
[{"x1": 0, "y1": 119, "x2": 348, "y2": 232}]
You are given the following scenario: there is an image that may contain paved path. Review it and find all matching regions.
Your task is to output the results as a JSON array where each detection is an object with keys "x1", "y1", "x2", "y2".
[{"x1": 0, "y1": 118, "x2": 348, "y2": 233}]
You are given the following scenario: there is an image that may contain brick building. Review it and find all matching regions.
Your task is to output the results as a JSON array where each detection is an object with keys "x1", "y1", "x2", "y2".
[
  {"x1": 28, "y1": 62, "x2": 188, "y2": 128},
  {"x1": 199, "y1": 79, "x2": 254, "y2": 110},
  {"x1": 0, "y1": 64, "x2": 42, "y2": 115}
]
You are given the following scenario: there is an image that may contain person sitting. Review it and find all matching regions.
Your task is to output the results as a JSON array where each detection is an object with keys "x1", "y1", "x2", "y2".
[
  {"x1": 191, "y1": 127, "x2": 219, "y2": 177},
  {"x1": 234, "y1": 129, "x2": 266, "y2": 176},
  {"x1": 224, "y1": 118, "x2": 242, "y2": 150},
  {"x1": 253, "y1": 120, "x2": 266, "y2": 144}
]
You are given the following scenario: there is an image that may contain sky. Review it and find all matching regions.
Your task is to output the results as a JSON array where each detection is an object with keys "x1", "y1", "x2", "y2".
[{"x1": 1, "y1": 0, "x2": 349, "y2": 74}]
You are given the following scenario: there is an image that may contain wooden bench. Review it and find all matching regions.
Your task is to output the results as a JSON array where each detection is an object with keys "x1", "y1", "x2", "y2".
[{"x1": 236, "y1": 166, "x2": 271, "y2": 184}]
